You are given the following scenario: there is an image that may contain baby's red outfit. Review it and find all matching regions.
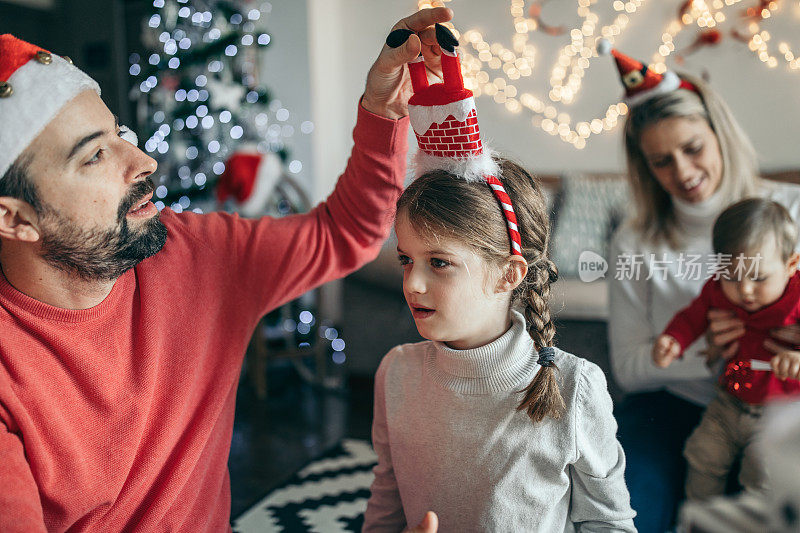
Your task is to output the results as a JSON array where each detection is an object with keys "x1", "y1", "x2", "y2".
[{"x1": 663, "y1": 271, "x2": 800, "y2": 404}]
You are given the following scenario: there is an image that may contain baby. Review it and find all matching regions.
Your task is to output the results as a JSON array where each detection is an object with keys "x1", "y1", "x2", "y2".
[{"x1": 652, "y1": 197, "x2": 800, "y2": 501}]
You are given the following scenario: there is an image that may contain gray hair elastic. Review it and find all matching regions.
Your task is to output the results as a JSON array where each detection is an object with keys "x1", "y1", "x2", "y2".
[{"x1": 537, "y1": 346, "x2": 555, "y2": 367}]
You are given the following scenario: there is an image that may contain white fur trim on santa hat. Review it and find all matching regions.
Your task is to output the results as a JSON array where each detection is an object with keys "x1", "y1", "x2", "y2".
[
  {"x1": 625, "y1": 69, "x2": 681, "y2": 108},
  {"x1": 596, "y1": 38, "x2": 613, "y2": 56},
  {"x1": 408, "y1": 96, "x2": 477, "y2": 137},
  {"x1": 0, "y1": 54, "x2": 100, "y2": 179},
  {"x1": 412, "y1": 145, "x2": 500, "y2": 183}
]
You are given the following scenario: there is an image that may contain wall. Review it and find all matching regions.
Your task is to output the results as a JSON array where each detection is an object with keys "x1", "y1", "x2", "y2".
[
  {"x1": 310, "y1": 0, "x2": 800, "y2": 182},
  {"x1": 1, "y1": 0, "x2": 133, "y2": 123},
  {"x1": 258, "y1": 1, "x2": 315, "y2": 199}
]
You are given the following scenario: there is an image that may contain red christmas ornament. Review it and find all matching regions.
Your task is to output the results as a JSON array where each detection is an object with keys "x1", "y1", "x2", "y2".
[
  {"x1": 742, "y1": 0, "x2": 775, "y2": 21},
  {"x1": 216, "y1": 149, "x2": 283, "y2": 218},
  {"x1": 527, "y1": 1, "x2": 567, "y2": 37},
  {"x1": 676, "y1": 29, "x2": 723, "y2": 65}
]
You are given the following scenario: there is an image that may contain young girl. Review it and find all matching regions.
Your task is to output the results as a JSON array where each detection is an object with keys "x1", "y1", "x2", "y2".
[{"x1": 363, "y1": 24, "x2": 634, "y2": 531}]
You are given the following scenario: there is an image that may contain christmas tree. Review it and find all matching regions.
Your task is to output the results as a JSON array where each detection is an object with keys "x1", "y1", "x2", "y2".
[
  {"x1": 129, "y1": 0, "x2": 294, "y2": 213},
  {"x1": 129, "y1": 0, "x2": 346, "y2": 393}
]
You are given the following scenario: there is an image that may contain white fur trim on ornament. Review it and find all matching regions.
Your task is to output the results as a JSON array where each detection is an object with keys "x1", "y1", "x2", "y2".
[
  {"x1": 0, "y1": 54, "x2": 100, "y2": 179},
  {"x1": 625, "y1": 70, "x2": 681, "y2": 108},
  {"x1": 239, "y1": 152, "x2": 284, "y2": 218},
  {"x1": 408, "y1": 96, "x2": 477, "y2": 137},
  {"x1": 412, "y1": 145, "x2": 500, "y2": 182}
]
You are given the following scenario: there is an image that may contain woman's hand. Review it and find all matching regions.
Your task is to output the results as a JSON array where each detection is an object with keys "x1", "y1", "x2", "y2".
[
  {"x1": 768, "y1": 323, "x2": 800, "y2": 348},
  {"x1": 702, "y1": 309, "x2": 744, "y2": 367},
  {"x1": 361, "y1": 8, "x2": 453, "y2": 119}
]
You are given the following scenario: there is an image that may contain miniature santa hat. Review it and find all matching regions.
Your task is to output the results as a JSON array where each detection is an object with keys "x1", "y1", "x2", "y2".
[
  {"x1": 391, "y1": 24, "x2": 521, "y2": 256},
  {"x1": 596, "y1": 38, "x2": 697, "y2": 107},
  {"x1": 216, "y1": 149, "x2": 283, "y2": 218},
  {"x1": 0, "y1": 34, "x2": 100, "y2": 180}
]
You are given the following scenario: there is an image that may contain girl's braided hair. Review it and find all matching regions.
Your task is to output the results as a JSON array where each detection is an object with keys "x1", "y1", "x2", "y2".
[{"x1": 397, "y1": 157, "x2": 565, "y2": 422}]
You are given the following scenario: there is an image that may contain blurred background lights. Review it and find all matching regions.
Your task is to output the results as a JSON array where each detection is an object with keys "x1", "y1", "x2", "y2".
[{"x1": 331, "y1": 338, "x2": 346, "y2": 352}]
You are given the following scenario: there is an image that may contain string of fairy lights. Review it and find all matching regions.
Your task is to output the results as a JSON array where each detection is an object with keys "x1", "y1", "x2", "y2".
[
  {"x1": 648, "y1": 0, "x2": 800, "y2": 72},
  {"x1": 418, "y1": 0, "x2": 800, "y2": 149}
]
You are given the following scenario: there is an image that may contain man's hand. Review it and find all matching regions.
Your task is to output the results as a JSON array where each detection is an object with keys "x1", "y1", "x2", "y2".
[
  {"x1": 702, "y1": 309, "x2": 744, "y2": 367},
  {"x1": 403, "y1": 511, "x2": 438, "y2": 533},
  {"x1": 653, "y1": 334, "x2": 681, "y2": 368},
  {"x1": 361, "y1": 7, "x2": 453, "y2": 119}
]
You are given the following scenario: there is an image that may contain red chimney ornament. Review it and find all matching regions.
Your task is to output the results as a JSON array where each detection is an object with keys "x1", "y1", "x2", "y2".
[{"x1": 387, "y1": 24, "x2": 522, "y2": 256}]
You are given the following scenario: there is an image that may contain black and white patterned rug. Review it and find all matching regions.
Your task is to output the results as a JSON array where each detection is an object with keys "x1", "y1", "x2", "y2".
[{"x1": 233, "y1": 439, "x2": 378, "y2": 533}]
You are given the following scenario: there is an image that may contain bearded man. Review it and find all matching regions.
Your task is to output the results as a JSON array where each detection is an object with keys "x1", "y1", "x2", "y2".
[{"x1": 0, "y1": 8, "x2": 449, "y2": 532}]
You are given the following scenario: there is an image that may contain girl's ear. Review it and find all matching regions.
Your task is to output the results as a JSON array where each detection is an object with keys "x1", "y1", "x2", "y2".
[{"x1": 496, "y1": 255, "x2": 528, "y2": 293}]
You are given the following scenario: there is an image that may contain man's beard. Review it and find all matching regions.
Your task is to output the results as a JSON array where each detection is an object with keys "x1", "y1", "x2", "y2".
[{"x1": 37, "y1": 179, "x2": 168, "y2": 282}]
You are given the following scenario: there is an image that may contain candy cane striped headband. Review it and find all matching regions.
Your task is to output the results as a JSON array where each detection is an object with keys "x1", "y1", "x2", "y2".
[{"x1": 388, "y1": 24, "x2": 523, "y2": 256}]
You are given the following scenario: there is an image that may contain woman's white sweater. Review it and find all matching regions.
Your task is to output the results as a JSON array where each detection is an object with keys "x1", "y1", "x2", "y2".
[
  {"x1": 608, "y1": 180, "x2": 800, "y2": 405},
  {"x1": 363, "y1": 310, "x2": 636, "y2": 532}
]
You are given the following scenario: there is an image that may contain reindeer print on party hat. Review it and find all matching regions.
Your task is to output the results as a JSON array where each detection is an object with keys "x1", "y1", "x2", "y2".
[{"x1": 386, "y1": 24, "x2": 523, "y2": 256}]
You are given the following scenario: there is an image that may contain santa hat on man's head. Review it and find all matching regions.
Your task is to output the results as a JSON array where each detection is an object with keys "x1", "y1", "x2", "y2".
[
  {"x1": 392, "y1": 23, "x2": 521, "y2": 256},
  {"x1": 596, "y1": 38, "x2": 698, "y2": 107},
  {"x1": 0, "y1": 34, "x2": 100, "y2": 180},
  {"x1": 216, "y1": 149, "x2": 283, "y2": 218}
]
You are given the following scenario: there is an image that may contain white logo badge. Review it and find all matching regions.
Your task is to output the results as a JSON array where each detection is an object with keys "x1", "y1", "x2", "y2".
[{"x1": 578, "y1": 250, "x2": 608, "y2": 282}]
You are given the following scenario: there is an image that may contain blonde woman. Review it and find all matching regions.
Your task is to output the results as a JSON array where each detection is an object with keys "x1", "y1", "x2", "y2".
[{"x1": 606, "y1": 66, "x2": 800, "y2": 531}]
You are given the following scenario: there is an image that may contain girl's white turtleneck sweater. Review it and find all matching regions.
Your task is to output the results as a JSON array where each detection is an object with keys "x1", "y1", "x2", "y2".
[
  {"x1": 363, "y1": 310, "x2": 636, "y2": 532},
  {"x1": 608, "y1": 180, "x2": 800, "y2": 405}
]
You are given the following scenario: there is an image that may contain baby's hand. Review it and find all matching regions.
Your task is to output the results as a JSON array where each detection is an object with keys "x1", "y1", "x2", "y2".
[
  {"x1": 770, "y1": 350, "x2": 800, "y2": 380},
  {"x1": 653, "y1": 335, "x2": 681, "y2": 368}
]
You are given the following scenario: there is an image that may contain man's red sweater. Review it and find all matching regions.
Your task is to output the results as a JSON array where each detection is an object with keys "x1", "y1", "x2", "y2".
[
  {"x1": 663, "y1": 271, "x2": 800, "y2": 404},
  {"x1": 0, "y1": 106, "x2": 408, "y2": 532}
]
